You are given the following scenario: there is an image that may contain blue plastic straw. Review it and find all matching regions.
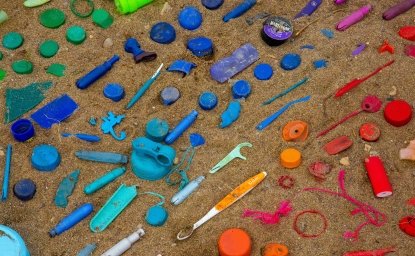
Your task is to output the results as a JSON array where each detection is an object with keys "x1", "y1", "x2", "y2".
[
  {"x1": 262, "y1": 77, "x2": 309, "y2": 105},
  {"x1": 1, "y1": 144, "x2": 12, "y2": 201}
]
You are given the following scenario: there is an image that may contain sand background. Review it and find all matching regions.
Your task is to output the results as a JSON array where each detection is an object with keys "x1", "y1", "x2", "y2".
[{"x1": 1, "y1": 0, "x2": 415, "y2": 255}]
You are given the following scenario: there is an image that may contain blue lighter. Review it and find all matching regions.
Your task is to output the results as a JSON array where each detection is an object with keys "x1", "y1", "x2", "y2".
[
  {"x1": 76, "y1": 55, "x2": 120, "y2": 89},
  {"x1": 164, "y1": 110, "x2": 198, "y2": 145},
  {"x1": 49, "y1": 203, "x2": 93, "y2": 237},
  {"x1": 223, "y1": 0, "x2": 256, "y2": 22}
]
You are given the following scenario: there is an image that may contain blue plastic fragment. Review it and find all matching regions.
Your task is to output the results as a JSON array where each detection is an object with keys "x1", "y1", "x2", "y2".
[
  {"x1": 178, "y1": 6, "x2": 203, "y2": 30},
  {"x1": 254, "y1": 63, "x2": 273, "y2": 80},
  {"x1": 313, "y1": 59, "x2": 328, "y2": 69},
  {"x1": 352, "y1": 43, "x2": 366, "y2": 56},
  {"x1": 103, "y1": 83, "x2": 125, "y2": 102},
  {"x1": 75, "y1": 150, "x2": 128, "y2": 164},
  {"x1": 167, "y1": 60, "x2": 196, "y2": 77},
  {"x1": 89, "y1": 117, "x2": 97, "y2": 126},
  {"x1": 300, "y1": 44, "x2": 315, "y2": 50},
  {"x1": 280, "y1": 53, "x2": 302, "y2": 71},
  {"x1": 187, "y1": 37, "x2": 213, "y2": 57},
  {"x1": 55, "y1": 170, "x2": 80, "y2": 208},
  {"x1": 160, "y1": 86, "x2": 180, "y2": 105},
  {"x1": 294, "y1": 0, "x2": 322, "y2": 19},
  {"x1": 31, "y1": 144, "x2": 61, "y2": 172},
  {"x1": 232, "y1": 80, "x2": 251, "y2": 99},
  {"x1": 223, "y1": 0, "x2": 257, "y2": 22},
  {"x1": 13, "y1": 179, "x2": 36, "y2": 201},
  {"x1": 77, "y1": 243, "x2": 97, "y2": 256},
  {"x1": 31, "y1": 94, "x2": 78, "y2": 129},
  {"x1": 61, "y1": 133, "x2": 101, "y2": 142},
  {"x1": 146, "y1": 205, "x2": 168, "y2": 226},
  {"x1": 101, "y1": 112, "x2": 126, "y2": 141},
  {"x1": 262, "y1": 77, "x2": 309, "y2": 105},
  {"x1": 220, "y1": 100, "x2": 241, "y2": 128},
  {"x1": 202, "y1": 0, "x2": 224, "y2": 10},
  {"x1": 210, "y1": 43, "x2": 259, "y2": 83},
  {"x1": 1, "y1": 144, "x2": 12, "y2": 201},
  {"x1": 190, "y1": 133, "x2": 205, "y2": 147},
  {"x1": 321, "y1": 28, "x2": 334, "y2": 39},
  {"x1": 150, "y1": 22, "x2": 176, "y2": 44},
  {"x1": 198, "y1": 91, "x2": 218, "y2": 110}
]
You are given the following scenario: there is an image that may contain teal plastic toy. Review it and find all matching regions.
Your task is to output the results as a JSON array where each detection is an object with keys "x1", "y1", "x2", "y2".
[
  {"x1": 0, "y1": 225, "x2": 30, "y2": 256},
  {"x1": 131, "y1": 137, "x2": 176, "y2": 181}
]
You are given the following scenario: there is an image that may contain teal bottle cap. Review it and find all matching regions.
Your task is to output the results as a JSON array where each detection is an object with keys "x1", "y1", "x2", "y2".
[
  {"x1": 2, "y1": 32, "x2": 24, "y2": 50},
  {"x1": 31, "y1": 144, "x2": 61, "y2": 172},
  {"x1": 92, "y1": 8, "x2": 113, "y2": 29},
  {"x1": 39, "y1": 40, "x2": 59, "y2": 58},
  {"x1": 66, "y1": 26, "x2": 86, "y2": 45},
  {"x1": 39, "y1": 8, "x2": 66, "y2": 28},
  {"x1": 12, "y1": 60, "x2": 33, "y2": 74},
  {"x1": 145, "y1": 118, "x2": 169, "y2": 142},
  {"x1": 145, "y1": 205, "x2": 168, "y2": 226},
  {"x1": 0, "y1": 225, "x2": 30, "y2": 256}
]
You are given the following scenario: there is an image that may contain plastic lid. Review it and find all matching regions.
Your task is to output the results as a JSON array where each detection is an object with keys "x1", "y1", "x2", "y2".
[
  {"x1": 262, "y1": 243, "x2": 289, "y2": 256},
  {"x1": 384, "y1": 100, "x2": 413, "y2": 127},
  {"x1": 178, "y1": 6, "x2": 203, "y2": 30},
  {"x1": 92, "y1": 8, "x2": 113, "y2": 29},
  {"x1": 232, "y1": 80, "x2": 251, "y2": 99},
  {"x1": 0, "y1": 225, "x2": 31, "y2": 256},
  {"x1": 10, "y1": 118, "x2": 35, "y2": 142},
  {"x1": 66, "y1": 25, "x2": 86, "y2": 45},
  {"x1": 280, "y1": 148, "x2": 301, "y2": 168},
  {"x1": 39, "y1": 40, "x2": 59, "y2": 58},
  {"x1": 31, "y1": 144, "x2": 61, "y2": 172},
  {"x1": 103, "y1": 83, "x2": 125, "y2": 102},
  {"x1": 2, "y1": 32, "x2": 24, "y2": 50},
  {"x1": 12, "y1": 60, "x2": 33, "y2": 74},
  {"x1": 280, "y1": 53, "x2": 301, "y2": 71},
  {"x1": 254, "y1": 63, "x2": 273, "y2": 80},
  {"x1": 145, "y1": 205, "x2": 168, "y2": 226},
  {"x1": 202, "y1": 0, "x2": 224, "y2": 10},
  {"x1": 39, "y1": 8, "x2": 66, "y2": 28},
  {"x1": 150, "y1": 22, "x2": 176, "y2": 44},
  {"x1": 359, "y1": 122, "x2": 380, "y2": 142},
  {"x1": 199, "y1": 91, "x2": 218, "y2": 110},
  {"x1": 187, "y1": 36, "x2": 213, "y2": 57},
  {"x1": 218, "y1": 228, "x2": 252, "y2": 256},
  {"x1": 13, "y1": 179, "x2": 36, "y2": 201},
  {"x1": 160, "y1": 86, "x2": 180, "y2": 105},
  {"x1": 145, "y1": 118, "x2": 169, "y2": 142}
]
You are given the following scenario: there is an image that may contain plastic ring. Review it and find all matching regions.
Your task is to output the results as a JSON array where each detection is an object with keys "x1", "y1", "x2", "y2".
[
  {"x1": 70, "y1": 0, "x2": 95, "y2": 18},
  {"x1": 293, "y1": 210, "x2": 328, "y2": 238}
]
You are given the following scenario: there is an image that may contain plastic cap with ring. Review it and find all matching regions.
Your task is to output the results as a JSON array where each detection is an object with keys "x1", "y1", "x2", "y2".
[
  {"x1": 13, "y1": 179, "x2": 36, "y2": 201},
  {"x1": 160, "y1": 86, "x2": 180, "y2": 105},
  {"x1": 12, "y1": 60, "x2": 33, "y2": 74},
  {"x1": 187, "y1": 36, "x2": 213, "y2": 57},
  {"x1": 70, "y1": 0, "x2": 95, "y2": 18},
  {"x1": 232, "y1": 80, "x2": 251, "y2": 99},
  {"x1": 178, "y1": 6, "x2": 203, "y2": 30},
  {"x1": 10, "y1": 118, "x2": 35, "y2": 142},
  {"x1": 218, "y1": 228, "x2": 252, "y2": 256},
  {"x1": 145, "y1": 118, "x2": 169, "y2": 142},
  {"x1": 199, "y1": 91, "x2": 218, "y2": 110},
  {"x1": 280, "y1": 53, "x2": 301, "y2": 71},
  {"x1": 39, "y1": 40, "x2": 59, "y2": 58},
  {"x1": 254, "y1": 63, "x2": 273, "y2": 80},
  {"x1": 103, "y1": 83, "x2": 125, "y2": 102},
  {"x1": 2, "y1": 32, "x2": 24, "y2": 50},
  {"x1": 150, "y1": 22, "x2": 176, "y2": 44},
  {"x1": 0, "y1": 225, "x2": 31, "y2": 256},
  {"x1": 31, "y1": 144, "x2": 61, "y2": 172},
  {"x1": 384, "y1": 99, "x2": 413, "y2": 127},
  {"x1": 202, "y1": 0, "x2": 224, "y2": 10},
  {"x1": 280, "y1": 148, "x2": 301, "y2": 168},
  {"x1": 145, "y1": 205, "x2": 168, "y2": 226},
  {"x1": 92, "y1": 8, "x2": 113, "y2": 29},
  {"x1": 66, "y1": 25, "x2": 86, "y2": 45},
  {"x1": 39, "y1": 8, "x2": 66, "y2": 29}
]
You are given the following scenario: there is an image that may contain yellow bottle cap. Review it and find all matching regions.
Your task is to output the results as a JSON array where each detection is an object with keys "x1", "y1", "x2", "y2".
[{"x1": 280, "y1": 148, "x2": 301, "y2": 169}]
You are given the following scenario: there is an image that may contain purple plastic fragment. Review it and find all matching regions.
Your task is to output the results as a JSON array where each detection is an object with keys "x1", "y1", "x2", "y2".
[
  {"x1": 167, "y1": 60, "x2": 196, "y2": 77},
  {"x1": 210, "y1": 43, "x2": 259, "y2": 83},
  {"x1": 352, "y1": 43, "x2": 366, "y2": 56}
]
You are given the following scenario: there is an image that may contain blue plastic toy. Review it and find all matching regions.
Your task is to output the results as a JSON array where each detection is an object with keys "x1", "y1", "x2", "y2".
[
  {"x1": 232, "y1": 80, "x2": 251, "y2": 99},
  {"x1": 199, "y1": 91, "x2": 218, "y2": 110},
  {"x1": 165, "y1": 110, "x2": 198, "y2": 144},
  {"x1": 103, "y1": 83, "x2": 125, "y2": 102},
  {"x1": 220, "y1": 100, "x2": 241, "y2": 128},
  {"x1": 254, "y1": 63, "x2": 273, "y2": 80},
  {"x1": 280, "y1": 53, "x2": 302, "y2": 70},
  {"x1": 131, "y1": 137, "x2": 176, "y2": 181},
  {"x1": 124, "y1": 38, "x2": 157, "y2": 63},
  {"x1": 178, "y1": 6, "x2": 203, "y2": 30},
  {"x1": 150, "y1": 22, "x2": 176, "y2": 44},
  {"x1": 101, "y1": 112, "x2": 126, "y2": 141},
  {"x1": 50, "y1": 203, "x2": 93, "y2": 237},
  {"x1": 76, "y1": 55, "x2": 120, "y2": 89},
  {"x1": 13, "y1": 179, "x2": 36, "y2": 201},
  {"x1": 202, "y1": 0, "x2": 224, "y2": 10},
  {"x1": 145, "y1": 118, "x2": 169, "y2": 142},
  {"x1": 167, "y1": 60, "x2": 196, "y2": 77},
  {"x1": 187, "y1": 36, "x2": 213, "y2": 57},
  {"x1": 31, "y1": 144, "x2": 61, "y2": 172},
  {"x1": 223, "y1": 0, "x2": 256, "y2": 22},
  {"x1": 0, "y1": 225, "x2": 30, "y2": 256},
  {"x1": 10, "y1": 119, "x2": 35, "y2": 142}
]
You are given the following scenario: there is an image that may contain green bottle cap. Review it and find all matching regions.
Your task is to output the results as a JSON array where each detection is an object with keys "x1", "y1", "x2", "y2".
[
  {"x1": 114, "y1": 0, "x2": 153, "y2": 14},
  {"x1": 2, "y1": 32, "x2": 24, "y2": 50},
  {"x1": 39, "y1": 40, "x2": 59, "y2": 58},
  {"x1": 12, "y1": 60, "x2": 33, "y2": 74},
  {"x1": 66, "y1": 25, "x2": 86, "y2": 45},
  {"x1": 39, "y1": 8, "x2": 66, "y2": 28},
  {"x1": 92, "y1": 8, "x2": 113, "y2": 29}
]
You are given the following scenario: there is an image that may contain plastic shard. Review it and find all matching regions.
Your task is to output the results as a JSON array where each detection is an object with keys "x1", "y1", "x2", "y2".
[
  {"x1": 47, "y1": 63, "x2": 66, "y2": 77},
  {"x1": 167, "y1": 60, "x2": 196, "y2": 77},
  {"x1": 55, "y1": 170, "x2": 80, "y2": 208},
  {"x1": 400, "y1": 140, "x2": 415, "y2": 160},
  {"x1": 220, "y1": 100, "x2": 241, "y2": 128}
]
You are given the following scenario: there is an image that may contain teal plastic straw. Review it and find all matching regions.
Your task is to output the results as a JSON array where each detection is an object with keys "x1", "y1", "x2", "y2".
[
  {"x1": 1, "y1": 144, "x2": 12, "y2": 201},
  {"x1": 262, "y1": 77, "x2": 309, "y2": 105}
]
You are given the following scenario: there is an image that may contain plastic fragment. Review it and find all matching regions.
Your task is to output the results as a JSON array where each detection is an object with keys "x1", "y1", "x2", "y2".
[
  {"x1": 294, "y1": 0, "x2": 322, "y2": 19},
  {"x1": 76, "y1": 55, "x2": 119, "y2": 89},
  {"x1": 190, "y1": 133, "x2": 205, "y2": 147},
  {"x1": 220, "y1": 100, "x2": 241, "y2": 128},
  {"x1": 61, "y1": 133, "x2": 101, "y2": 142},
  {"x1": 243, "y1": 200, "x2": 292, "y2": 224},
  {"x1": 160, "y1": 86, "x2": 180, "y2": 105},
  {"x1": 12, "y1": 60, "x2": 33, "y2": 74},
  {"x1": 55, "y1": 170, "x2": 80, "y2": 208},
  {"x1": 352, "y1": 43, "x2": 367, "y2": 56},
  {"x1": 101, "y1": 228, "x2": 145, "y2": 256},
  {"x1": 101, "y1": 112, "x2": 126, "y2": 141},
  {"x1": 399, "y1": 26, "x2": 415, "y2": 41},
  {"x1": 0, "y1": 69, "x2": 6, "y2": 81},
  {"x1": 313, "y1": 59, "x2": 327, "y2": 69},
  {"x1": 39, "y1": 8, "x2": 66, "y2": 29},
  {"x1": 400, "y1": 140, "x2": 415, "y2": 160},
  {"x1": 383, "y1": 0, "x2": 415, "y2": 20},
  {"x1": 47, "y1": 63, "x2": 66, "y2": 77},
  {"x1": 70, "y1": 0, "x2": 95, "y2": 18},
  {"x1": 31, "y1": 94, "x2": 78, "y2": 129},
  {"x1": 300, "y1": 44, "x2": 315, "y2": 50},
  {"x1": 404, "y1": 44, "x2": 415, "y2": 57},
  {"x1": 77, "y1": 243, "x2": 97, "y2": 256},
  {"x1": 246, "y1": 12, "x2": 270, "y2": 25},
  {"x1": 223, "y1": 0, "x2": 256, "y2": 22},
  {"x1": 76, "y1": 150, "x2": 128, "y2": 164},
  {"x1": 92, "y1": 8, "x2": 113, "y2": 29},
  {"x1": 31, "y1": 144, "x2": 61, "y2": 172},
  {"x1": 89, "y1": 117, "x2": 97, "y2": 126},
  {"x1": 336, "y1": 5, "x2": 372, "y2": 31},
  {"x1": 178, "y1": 6, "x2": 203, "y2": 30},
  {"x1": 343, "y1": 247, "x2": 395, "y2": 256},
  {"x1": 308, "y1": 161, "x2": 331, "y2": 180},
  {"x1": 282, "y1": 120, "x2": 309, "y2": 142},
  {"x1": 262, "y1": 243, "x2": 289, "y2": 256},
  {"x1": 321, "y1": 29, "x2": 334, "y2": 39},
  {"x1": 150, "y1": 22, "x2": 176, "y2": 44},
  {"x1": 167, "y1": 60, "x2": 196, "y2": 77},
  {"x1": 124, "y1": 38, "x2": 157, "y2": 63},
  {"x1": 165, "y1": 110, "x2": 198, "y2": 145},
  {"x1": 84, "y1": 167, "x2": 126, "y2": 195},
  {"x1": 0, "y1": 10, "x2": 8, "y2": 24},
  {"x1": 66, "y1": 25, "x2": 86, "y2": 44},
  {"x1": 24, "y1": 0, "x2": 51, "y2": 8},
  {"x1": 280, "y1": 53, "x2": 301, "y2": 71},
  {"x1": 50, "y1": 203, "x2": 93, "y2": 237},
  {"x1": 39, "y1": 40, "x2": 59, "y2": 58},
  {"x1": 1, "y1": 145, "x2": 12, "y2": 201},
  {"x1": 399, "y1": 216, "x2": 415, "y2": 237},
  {"x1": 324, "y1": 135, "x2": 353, "y2": 155},
  {"x1": 2, "y1": 32, "x2": 24, "y2": 50},
  {"x1": 202, "y1": 0, "x2": 224, "y2": 10},
  {"x1": 378, "y1": 40, "x2": 394, "y2": 54},
  {"x1": 187, "y1": 36, "x2": 213, "y2": 57}
]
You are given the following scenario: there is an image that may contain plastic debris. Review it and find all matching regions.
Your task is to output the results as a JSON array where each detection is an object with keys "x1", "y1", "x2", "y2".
[
  {"x1": 321, "y1": 29, "x2": 334, "y2": 39},
  {"x1": 13, "y1": 178, "x2": 36, "y2": 201},
  {"x1": 220, "y1": 100, "x2": 241, "y2": 128},
  {"x1": 114, "y1": 0, "x2": 153, "y2": 14},
  {"x1": 262, "y1": 243, "x2": 289, "y2": 256},
  {"x1": 124, "y1": 38, "x2": 157, "y2": 63},
  {"x1": 187, "y1": 37, "x2": 213, "y2": 57},
  {"x1": 282, "y1": 120, "x2": 309, "y2": 142},
  {"x1": 178, "y1": 6, "x2": 203, "y2": 30},
  {"x1": 324, "y1": 136, "x2": 353, "y2": 155},
  {"x1": 210, "y1": 43, "x2": 259, "y2": 83},
  {"x1": 84, "y1": 167, "x2": 126, "y2": 195},
  {"x1": 1, "y1": 144, "x2": 12, "y2": 201},
  {"x1": 150, "y1": 22, "x2": 176, "y2": 44},
  {"x1": 352, "y1": 43, "x2": 367, "y2": 56},
  {"x1": 405, "y1": 44, "x2": 415, "y2": 57},
  {"x1": 199, "y1": 91, "x2": 218, "y2": 110},
  {"x1": 92, "y1": 8, "x2": 113, "y2": 29},
  {"x1": 359, "y1": 122, "x2": 381, "y2": 142},
  {"x1": 261, "y1": 16, "x2": 293, "y2": 46},
  {"x1": 145, "y1": 118, "x2": 169, "y2": 142},
  {"x1": 11, "y1": 118, "x2": 35, "y2": 142},
  {"x1": 223, "y1": 0, "x2": 256, "y2": 22},
  {"x1": 0, "y1": 69, "x2": 6, "y2": 81},
  {"x1": 39, "y1": 8, "x2": 66, "y2": 28},
  {"x1": 70, "y1": 0, "x2": 94, "y2": 18},
  {"x1": 0, "y1": 10, "x2": 8, "y2": 24},
  {"x1": 55, "y1": 170, "x2": 80, "y2": 208},
  {"x1": 343, "y1": 247, "x2": 395, "y2": 256},
  {"x1": 0, "y1": 225, "x2": 30, "y2": 255},
  {"x1": 399, "y1": 26, "x2": 415, "y2": 41},
  {"x1": 76, "y1": 150, "x2": 128, "y2": 164},
  {"x1": 77, "y1": 243, "x2": 97, "y2": 256},
  {"x1": 278, "y1": 175, "x2": 295, "y2": 189},
  {"x1": 76, "y1": 55, "x2": 119, "y2": 89},
  {"x1": 50, "y1": 203, "x2": 93, "y2": 237},
  {"x1": 399, "y1": 216, "x2": 415, "y2": 237},
  {"x1": 46, "y1": 63, "x2": 66, "y2": 77},
  {"x1": 31, "y1": 94, "x2": 78, "y2": 129},
  {"x1": 101, "y1": 112, "x2": 126, "y2": 141},
  {"x1": 280, "y1": 53, "x2": 301, "y2": 71},
  {"x1": 364, "y1": 156, "x2": 393, "y2": 198},
  {"x1": 31, "y1": 144, "x2": 61, "y2": 172},
  {"x1": 313, "y1": 59, "x2": 327, "y2": 69},
  {"x1": 101, "y1": 228, "x2": 145, "y2": 256},
  {"x1": 254, "y1": 63, "x2": 273, "y2": 80},
  {"x1": 89, "y1": 117, "x2": 97, "y2": 126},
  {"x1": 232, "y1": 80, "x2": 251, "y2": 99},
  {"x1": 2, "y1": 32, "x2": 24, "y2": 50},
  {"x1": 39, "y1": 40, "x2": 59, "y2": 58},
  {"x1": 384, "y1": 99, "x2": 412, "y2": 127},
  {"x1": 379, "y1": 40, "x2": 394, "y2": 54},
  {"x1": 165, "y1": 110, "x2": 198, "y2": 144},
  {"x1": 12, "y1": 60, "x2": 33, "y2": 74},
  {"x1": 103, "y1": 83, "x2": 125, "y2": 102},
  {"x1": 262, "y1": 77, "x2": 309, "y2": 105},
  {"x1": 336, "y1": 5, "x2": 372, "y2": 31},
  {"x1": 294, "y1": 0, "x2": 322, "y2": 19},
  {"x1": 209, "y1": 142, "x2": 252, "y2": 174},
  {"x1": 280, "y1": 148, "x2": 302, "y2": 168},
  {"x1": 171, "y1": 176, "x2": 205, "y2": 205},
  {"x1": 61, "y1": 133, "x2": 101, "y2": 142},
  {"x1": 300, "y1": 44, "x2": 315, "y2": 50},
  {"x1": 400, "y1": 140, "x2": 415, "y2": 160},
  {"x1": 243, "y1": 200, "x2": 292, "y2": 224},
  {"x1": 246, "y1": 12, "x2": 270, "y2": 25},
  {"x1": 66, "y1": 25, "x2": 86, "y2": 45},
  {"x1": 167, "y1": 60, "x2": 196, "y2": 77},
  {"x1": 308, "y1": 161, "x2": 332, "y2": 180},
  {"x1": 383, "y1": 0, "x2": 415, "y2": 20},
  {"x1": 218, "y1": 228, "x2": 252, "y2": 256},
  {"x1": 202, "y1": 0, "x2": 224, "y2": 10},
  {"x1": 160, "y1": 86, "x2": 180, "y2": 105}
]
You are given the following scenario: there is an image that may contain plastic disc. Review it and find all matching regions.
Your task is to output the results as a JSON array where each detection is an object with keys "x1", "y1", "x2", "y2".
[
  {"x1": 384, "y1": 100, "x2": 412, "y2": 127},
  {"x1": 359, "y1": 122, "x2": 380, "y2": 142},
  {"x1": 187, "y1": 36, "x2": 213, "y2": 57},
  {"x1": 218, "y1": 228, "x2": 252, "y2": 256},
  {"x1": 150, "y1": 22, "x2": 176, "y2": 44},
  {"x1": 12, "y1": 60, "x2": 33, "y2": 74},
  {"x1": 145, "y1": 205, "x2": 168, "y2": 226},
  {"x1": 232, "y1": 80, "x2": 251, "y2": 99},
  {"x1": 31, "y1": 144, "x2": 61, "y2": 172},
  {"x1": 202, "y1": 0, "x2": 224, "y2": 10},
  {"x1": 280, "y1": 53, "x2": 301, "y2": 71},
  {"x1": 13, "y1": 179, "x2": 36, "y2": 201},
  {"x1": 160, "y1": 86, "x2": 180, "y2": 105},
  {"x1": 2, "y1": 32, "x2": 24, "y2": 50},
  {"x1": 254, "y1": 63, "x2": 273, "y2": 80},
  {"x1": 66, "y1": 25, "x2": 86, "y2": 45},
  {"x1": 145, "y1": 118, "x2": 169, "y2": 142},
  {"x1": 178, "y1": 6, "x2": 203, "y2": 30},
  {"x1": 39, "y1": 40, "x2": 59, "y2": 58},
  {"x1": 39, "y1": 8, "x2": 66, "y2": 28},
  {"x1": 280, "y1": 148, "x2": 301, "y2": 169},
  {"x1": 199, "y1": 91, "x2": 218, "y2": 110},
  {"x1": 103, "y1": 83, "x2": 125, "y2": 102}
]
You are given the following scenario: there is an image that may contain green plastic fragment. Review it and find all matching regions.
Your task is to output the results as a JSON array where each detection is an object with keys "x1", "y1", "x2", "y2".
[
  {"x1": 92, "y1": 8, "x2": 113, "y2": 29},
  {"x1": 46, "y1": 63, "x2": 66, "y2": 77},
  {"x1": 0, "y1": 69, "x2": 6, "y2": 81},
  {"x1": 0, "y1": 10, "x2": 9, "y2": 24},
  {"x1": 66, "y1": 25, "x2": 86, "y2": 45},
  {"x1": 2, "y1": 32, "x2": 24, "y2": 50},
  {"x1": 55, "y1": 170, "x2": 80, "y2": 208},
  {"x1": 39, "y1": 40, "x2": 59, "y2": 58},
  {"x1": 24, "y1": 0, "x2": 51, "y2": 7},
  {"x1": 4, "y1": 81, "x2": 53, "y2": 123},
  {"x1": 39, "y1": 8, "x2": 66, "y2": 28},
  {"x1": 12, "y1": 60, "x2": 33, "y2": 74}
]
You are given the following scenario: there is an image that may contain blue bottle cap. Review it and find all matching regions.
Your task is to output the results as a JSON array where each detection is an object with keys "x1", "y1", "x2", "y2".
[
  {"x1": 199, "y1": 91, "x2": 218, "y2": 110},
  {"x1": 10, "y1": 119, "x2": 35, "y2": 142},
  {"x1": 150, "y1": 22, "x2": 176, "y2": 44},
  {"x1": 13, "y1": 179, "x2": 36, "y2": 201},
  {"x1": 145, "y1": 205, "x2": 168, "y2": 226},
  {"x1": 31, "y1": 144, "x2": 61, "y2": 172},
  {"x1": 254, "y1": 63, "x2": 273, "y2": 80},
  {"x1": 0, "y1": 225, "x2": 31, "y2": 256},
  {"x1": 178, "y1": 6, "x2": 203, "y2": 30},
  {"x1": 145, "y1": 118, "x2": 170, "y2": 142},
  {"x1": 160, "y1": 86, "x2": 180, "y2": 105},
  {"x1": 187, "y1": 36, "x2": 213, "y2": 57},
  {"x1": 202, "y1": 0, "x2": 224, "y2": 10},
  {"x1": 232, "y1": 80, "x2": 251, "y2": 99},
  {"x1": 103, "y1": 83, "x2": 125, "y2": 102},
  {"x1": 280, "y1": 53, "x2": 302, "y2": 71}
]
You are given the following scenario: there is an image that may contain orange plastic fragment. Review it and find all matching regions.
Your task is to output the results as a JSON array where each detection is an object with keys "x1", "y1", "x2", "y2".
[
  {"x1": 378, "y1": 40, "x2": 394, "y2": 54},
  {"x1": 282, "y1": 120, "x2": 309, "y2": 142},
  {"x1": 262, "y1": 243, "x2": 289, "y2": 256}
]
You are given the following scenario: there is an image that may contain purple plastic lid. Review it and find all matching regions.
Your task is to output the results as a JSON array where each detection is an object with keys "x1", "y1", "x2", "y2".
[{"x1": 262, "y1": 16, "x2": 293, "y2": 41}]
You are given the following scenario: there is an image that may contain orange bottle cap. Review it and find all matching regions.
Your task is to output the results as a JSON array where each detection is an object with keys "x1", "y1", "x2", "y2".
[
  {"x1": 218, "y1": 228, "x2": 252, "y2": 256},
  {"x1": 282, "y1": 120, "x2": 308, "y2": 142},
  {"x1": 280, "y1": 148, "x2": 301, "y2": 169},
  {"x1": 262, "y1": 243, "x2": 289, "y2": 256}
]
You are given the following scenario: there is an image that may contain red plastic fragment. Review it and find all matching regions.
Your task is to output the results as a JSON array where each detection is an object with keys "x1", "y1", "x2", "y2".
[
  {"x1": 405, "y1": 45, "x2": 415, "y2": 57},
  {"x1": 324, "y1": 136, "x2": 353, "y2": 155},
  {"x1": 399, "y1": 216, "x2": 415, "y2": 237},
  {"x1": 378, "y1": 40, "x2": 394, "y2": 54},
  {"x1": 308, "y1": 161, "x2": 332, "y2": 180},
  {"x1": 399, "y1": 26, "x2": 415, "y2": 41},
  {"x1": 408, "y1": 197, "x2": 415, "y2": 206},
  {"x1": 359, "y1": 122, "x2": 381, "y2": 142},
  {"x1": 343, "y1": 247, "x2": 395, "y2": 256}
]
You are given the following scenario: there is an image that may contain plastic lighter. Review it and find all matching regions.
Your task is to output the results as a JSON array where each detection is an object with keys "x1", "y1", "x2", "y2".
[
  {"x1": 336, "y1": 5, "x2": 372, "y2": 31},
  {"x1": 84, "y1": 167, "x2": 126, "y2": 195},
  {"x1": 101, "y1": 228, "x2": 145, "y2": 256},
  {"x1": 76, "y1": 55, "x2": 120, "y2": 89},
  {"x1": 295, "y1": 0, "x2": 322, "y2": 19},
  {"x1": 383, "y1": 0, "x2": 415, "y2": 20},
  {"x1": 223, "y1": 0, "x2": 256, "y2": 22},
  {"x1": 49, "y1": 203, "x2": 94, "y2": 237},
  {"x1": 164, "y1": 110, "x2": 198, "y2": 145},
  {"x1": 171, "y1": 176, "x2": 205, "y2": 205},
  {"x1": 364, "y1": 156, "x2": 393, "y2": 198},
  {"x1": 75, "y1": 150, "x2": 128, "y2": 164}
]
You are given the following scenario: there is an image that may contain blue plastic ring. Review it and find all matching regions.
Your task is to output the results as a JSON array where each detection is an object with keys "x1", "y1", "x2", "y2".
[{"x1": 10, "y1": 119, "x2": 35, "y2": 142}]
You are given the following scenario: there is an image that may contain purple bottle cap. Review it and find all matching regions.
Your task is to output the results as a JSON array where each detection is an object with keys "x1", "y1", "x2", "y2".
[{"x1": 261, "y1": 16, "x2": 293, "y2": 46}]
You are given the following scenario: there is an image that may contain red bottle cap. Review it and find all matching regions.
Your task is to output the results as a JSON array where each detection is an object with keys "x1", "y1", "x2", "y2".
[
  {"x1": 398, "y1": 26, "x2": 415, "y2": 41},
  {"x1": 399, "y1": 216, "x2": 415, "y2": 237},
  {"x1": 384, "y1": 100, "x2": 413, "y2": 127},
  {"x1": 359, "y1": 122, "x2": 380, "y2": 142},
  {"x1": 218, "y1": 228, "x2": 251, "y2": 256}
]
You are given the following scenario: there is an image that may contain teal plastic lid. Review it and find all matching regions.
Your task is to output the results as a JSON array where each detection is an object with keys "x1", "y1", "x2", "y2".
[
  {"x1": 145, "y1": 205, "x2": 168, "y2": 226},
  {"x1": 0, "y1": 225, "x2": 30, "y2": 256},
  {"x1": 31, "y1": 144, "x2": 61, "y2": 172},
  {"x1": 2, "y1": 32, "x2": 24, "y2": 50},
  {"x1": 12, "y1": 60, "x2": 33, "y2": 74},
  {"x1": 39, "y1": 8, "x2": 66, "y2": 28},
  {"x1": 66, "y1": 26, "x2": 86, "y2": 45},
  {"x1": 39, "y1": 40, "x2": 59, "y2": 58}
]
